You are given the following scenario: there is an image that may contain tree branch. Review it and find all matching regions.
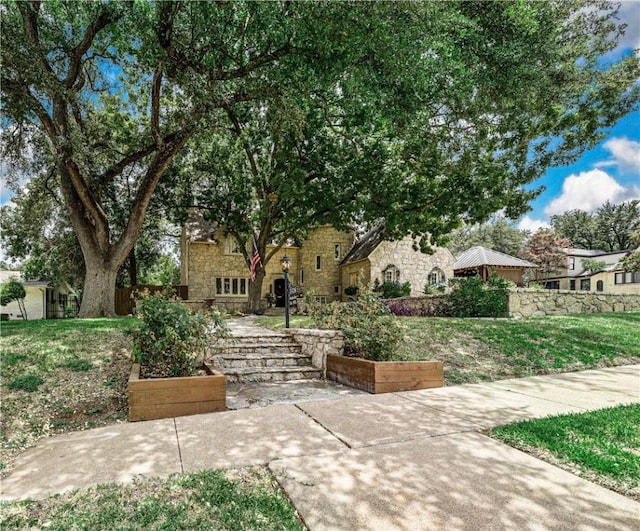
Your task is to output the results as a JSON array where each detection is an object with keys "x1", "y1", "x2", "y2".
[
  {"x1": 151, "y1": 61, "x2": 163, "y2": 148},
  {"x1": 64, "y1": 6, "x2": 119, "y2": 89}
]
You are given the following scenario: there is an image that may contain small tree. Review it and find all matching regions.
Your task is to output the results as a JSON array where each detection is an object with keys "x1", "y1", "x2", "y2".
[
  {"x1": 0, "y1": 277, "x2": 28, "y2": 319},
  {"x1": 520, "y1": 229, "x2": 572, "y2": 284},
  {"x1": 581, "y1": 259, "x2": 607, "y2": 273}
]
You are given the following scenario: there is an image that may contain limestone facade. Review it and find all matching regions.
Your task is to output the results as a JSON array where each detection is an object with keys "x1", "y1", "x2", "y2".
[
  {"x1": 182, "y1": 216, "x2": 455, "y2": 308},
  {"x1": 182, "y1": 225, "x2": 354, "y2": 306}
]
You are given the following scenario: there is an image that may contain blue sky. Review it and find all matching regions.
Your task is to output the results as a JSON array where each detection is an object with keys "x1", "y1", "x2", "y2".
[{"x1": 518, "y1": 1, "x2": 640, "y2": 231}]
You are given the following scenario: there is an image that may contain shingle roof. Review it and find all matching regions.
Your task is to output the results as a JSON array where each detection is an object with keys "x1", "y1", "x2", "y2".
[
  {"x1": 454, "y1": 246, "x2": 537, "y2": 271},
  {"x1": 340, "y1": 225, "x2": 385, "y2": 265}
]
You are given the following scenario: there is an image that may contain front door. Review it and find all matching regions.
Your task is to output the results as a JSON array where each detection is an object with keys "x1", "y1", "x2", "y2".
[{"x1": 274, "y1": 278, "x2": 285, "y2": 307}]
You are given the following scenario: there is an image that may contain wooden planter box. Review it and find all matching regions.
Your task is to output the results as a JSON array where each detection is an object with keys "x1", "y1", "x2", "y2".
[
  {"x1": 128, "y1": 362, "x2": 226, "y2": 421},
  {"x1": 327, "y1": 355, "x2": 443, "y2": 394}
]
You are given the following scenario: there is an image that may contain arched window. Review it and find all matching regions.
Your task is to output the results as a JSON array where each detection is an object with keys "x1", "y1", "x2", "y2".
[
  {"x1": 382, "y1": 265, "x2": 400, "y2": 283},
  {"x1": 596, "y1": 280, "x2": 604, "y2": 292},
  {"x1": 428, "y1": 267, "x2": 447, "y2": 285}
]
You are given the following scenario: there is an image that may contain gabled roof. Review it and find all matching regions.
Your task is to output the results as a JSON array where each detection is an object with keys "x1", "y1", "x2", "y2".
[
  {"x1": 454, "y1": 246, "x2": 537, "y2": 271},
  {"x1": 340, "y1": 225, "x2": 385, "y2": 266}
]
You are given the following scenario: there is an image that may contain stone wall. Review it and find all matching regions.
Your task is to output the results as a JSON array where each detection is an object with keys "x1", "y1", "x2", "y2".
[
  {"x1": 507, "y1": 289, "x2": 640, "y2": 318},
  {"x1": 384, "y1": 291, "x2": 640, "y2": 318},
  {"x1": 286, "y1": 328, "x2": 344, "y2": 377}
]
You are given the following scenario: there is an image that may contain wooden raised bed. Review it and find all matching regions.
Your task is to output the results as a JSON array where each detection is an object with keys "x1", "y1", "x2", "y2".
[
  {"x1": 128, "y1": 362, "x2": 226, "y2": 421},
  {"x1": 327, "y1": 355, "x2": 443, "y2": 394}
]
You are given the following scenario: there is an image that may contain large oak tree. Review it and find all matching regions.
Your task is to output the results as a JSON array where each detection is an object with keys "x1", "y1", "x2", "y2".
[{"x1": 2, "y1": 0, "x2": 639, "y2": 316}]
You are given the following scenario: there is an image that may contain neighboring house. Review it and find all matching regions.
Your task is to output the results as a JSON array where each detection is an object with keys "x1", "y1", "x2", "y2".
[
  {"x1": 542, "y1": 248, "x2": 640, "y2": 294},
  {"x1": 453, "y1": 246, "x2": 537, "y2": 286},
  {"x1": 0, "y1": 271, "x2": 79, "y2": 320},
  {"x1": 180, "y1": 212, "x2": 455, "y2": 307}
]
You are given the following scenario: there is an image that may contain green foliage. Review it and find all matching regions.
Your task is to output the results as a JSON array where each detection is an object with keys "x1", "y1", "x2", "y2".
[
  {"x1": 311, "y1": 289, "x2": 402, "y2": 361},
  {"x1": 344, "y1": 286, "x2": 359, "y2": 297},
  {"x1": 447, "y1": 218, "x2": 530, "y2": 256},
  {"x1": 581, "y1": 259, "x2": 607, "y2": 273},
  {"x1": 377, "y1": 281, "x2": 411, "y2": 299},
  {"x1": 423, "y1": 283, "x2": 446, "y2": 295},
  {"x1": 132, "y1": 293, "x2": 228, "y2": 378},
  {"x1": 621, "y1": 250, "x2": 640, "y2": 272},
  {"x1": 551, "y1": 200, "x2": 640, "y2": 252},
  {"x1": 7, "y1": 374, "x2": 44, "y2": 392},
  {"x1": 435, "y1": 277, "x2": 509, "y2": 318},
  {"x1": 0, "y1": 277, "x2": 25, "y2": 306}
]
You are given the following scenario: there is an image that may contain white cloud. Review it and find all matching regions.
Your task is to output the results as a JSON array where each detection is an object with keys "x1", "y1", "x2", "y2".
[
  {"x1": 544, "y1": 169, "x2": 640, "y2": 216},
  {"x1": 518, "y1": 216, "x2": 550, "y2": 232},
  {"x1": 603, "y1": 137, "x2": 640, "y2": 173},
  {"x1": 615, "y1": 1, "x2": 640, "y2": 55}
]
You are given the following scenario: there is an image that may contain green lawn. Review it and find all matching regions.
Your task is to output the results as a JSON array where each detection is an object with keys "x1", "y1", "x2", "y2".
[
  {"x1": 490, "y1": 404, "x2": 640, "y2": 501},
  {"x1": 1, "y1": 318, "x2": 134, "y2": 475},
  {"x1": 0, "y1": 467, "x2": 304, "y2": 530},
  {"x1": 258, "y1": 312, "x2": 640, "y2": 384}
]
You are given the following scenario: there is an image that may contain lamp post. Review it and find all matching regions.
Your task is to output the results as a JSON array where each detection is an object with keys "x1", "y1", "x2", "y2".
[{"x1": 280, "y1": 254, "x2": 291, "y2": 329}]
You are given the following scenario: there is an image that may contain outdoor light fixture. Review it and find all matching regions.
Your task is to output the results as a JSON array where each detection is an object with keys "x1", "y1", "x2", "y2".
[{"x1": 281, "y1": 254, "x2": 291, "y2": 328}]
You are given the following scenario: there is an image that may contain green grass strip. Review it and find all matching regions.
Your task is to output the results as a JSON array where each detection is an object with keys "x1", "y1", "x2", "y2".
[
  {"x1": 491, "y1": 404, "x2": 640, "y2": 494},
  {"x1": 1, "y1": 467, "x2": 304, "y2": 530}
]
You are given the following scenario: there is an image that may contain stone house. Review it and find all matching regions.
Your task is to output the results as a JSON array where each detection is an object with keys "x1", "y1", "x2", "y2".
[
  {"x1": 339, "y1": 225, "x2": 456, "y2": 297},
  {"x1": 180, "y1": 213, "x2": 455, "y2": 308},
  {"x1": 541, "y1": 249, "x2": 640, "y2": 294}
]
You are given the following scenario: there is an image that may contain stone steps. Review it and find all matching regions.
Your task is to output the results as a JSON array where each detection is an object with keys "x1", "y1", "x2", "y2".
[{"x1": 209, "y1": 333, "x2": 319, "y2": 383}]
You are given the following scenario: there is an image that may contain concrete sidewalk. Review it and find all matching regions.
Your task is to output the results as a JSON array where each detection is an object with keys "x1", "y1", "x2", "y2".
[{"x1": 2, "y1": 365, "x2": 639, "y2": 530}]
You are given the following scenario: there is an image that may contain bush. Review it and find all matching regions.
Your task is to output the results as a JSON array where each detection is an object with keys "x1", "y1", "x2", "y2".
[
  {"x1": 132, "y1": 292, "x2": 228, "y2": 378},
  {"x1": 377, "y1": 281, "x2": 411, "y2": 299},
  {"x1": 435, "y1": 277, "x2": 509, "y2": 318},
  {"x1": 385, "y1": 299, "x2": 437, "y2": 317},
  {"x1": 311, "y1": 289, "x2": 401, "y2": 361}
]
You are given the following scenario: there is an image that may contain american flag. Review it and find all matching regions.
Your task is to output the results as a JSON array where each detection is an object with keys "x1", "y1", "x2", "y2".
[{"x1": 249, "y1": 238, "x2": 261, "y2": 282}]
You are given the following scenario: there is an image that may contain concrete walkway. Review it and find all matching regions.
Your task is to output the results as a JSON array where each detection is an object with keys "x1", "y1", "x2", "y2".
[{"x1": 2, "y1": 365, "x2": 639, "y2": 530}]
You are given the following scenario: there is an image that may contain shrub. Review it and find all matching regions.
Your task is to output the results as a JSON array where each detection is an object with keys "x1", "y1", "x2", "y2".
[
  {"x1": 385, "y1": 299, "x2": 437, "y2": 317},
  {"x1": 377, "y1": 281, "x2": 411, "y2": 299},
  {"x1": 311, "y1": 289, "x2": 401, "y2": 361},
  {"x1": 64, "y1": 357, "x2": 93, "y2": 372},
  {"x1": 435, "y1": 277, "x2": 509, "y2": 318},
  {"x1": 132, "y1": 292, "x2": 228, "y2": 378}
]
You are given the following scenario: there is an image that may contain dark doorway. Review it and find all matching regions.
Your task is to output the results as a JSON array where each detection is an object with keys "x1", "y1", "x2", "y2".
[{"x1": 274, "y1": 278, "x2": 285, "y2": 307}]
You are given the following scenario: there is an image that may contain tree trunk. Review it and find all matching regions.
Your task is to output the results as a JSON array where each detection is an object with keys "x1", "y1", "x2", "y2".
[
  {"x1": 248, "y1": 269, "x2": 266, "y2": 313},
  {"x1": 78, "y1": 259, "x2": 119, "y2": 318}
]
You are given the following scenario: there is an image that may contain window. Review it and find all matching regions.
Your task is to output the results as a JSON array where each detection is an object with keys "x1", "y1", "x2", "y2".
[
  {"x1": 224, "y1": 236, "x2": 242, "y2": 255},
  {"x1": 314, "y1": 295, "x2": 327, "y2": 304},
  {"x1": 382, "y1": 265, "x2": 400, "y2": 283},
  {"x1": 580, "y1": 279, "x2": 591, "y2": 291},
  {"x1": 58, "y1": 293, "x2": 68, "y2": 307},
  {"x1": 334, "y1": 244, "x2": 341, "y2": 261},
  {"x1": 569, "y1": 280, "x2": 576, "y2": 291},
  {"x1": 334, "y1": 286, "x2": 340, "y2": 294},
  {"x1": 215, "y1": 277, "x2": 248, "y2": 296},
  {"x1": 615, "y1": 271, "x2": 640, "y2": 284},
  {"x1": 300, "y1": 269, "x2": 304, "y2": 284},
  {"x1": 596, "y1": 280, "x2": 604, "y2": 292},
  {"x1": 349, "y1": 272, "x2": 358, "y2": 286},
  {"x1": 428, "y1": 267, "x2": 446, "y2": 286},
  {"x1": 568, "y1": 257, "x2": 575, "y2": 270},
  {"x1": 316, "y1": 255, "x2": 321, "y2": 270}
]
